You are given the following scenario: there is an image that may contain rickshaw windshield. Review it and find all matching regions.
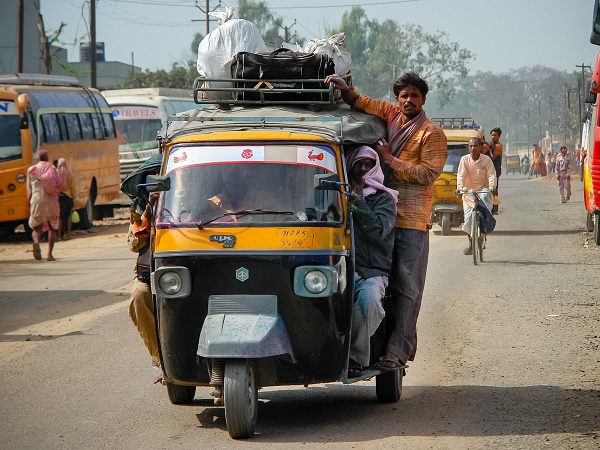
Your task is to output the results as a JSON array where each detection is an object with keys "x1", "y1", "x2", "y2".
[
  {"x1": 443, "y1": 145, "x2": 469, "y2": 172},
  {"x1": 156, "y1": 144, "x2": 342, "y2": 227}
]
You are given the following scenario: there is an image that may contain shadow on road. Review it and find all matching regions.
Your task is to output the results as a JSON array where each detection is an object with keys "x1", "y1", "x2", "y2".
[{"x1": 191, "y1": 383, "x2": 600, "y2": 441}]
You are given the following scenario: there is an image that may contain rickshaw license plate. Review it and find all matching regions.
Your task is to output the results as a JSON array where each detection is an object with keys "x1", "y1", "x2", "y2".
[{"x1": 276, "y1": 229, "x2": 314, "y2": 247}]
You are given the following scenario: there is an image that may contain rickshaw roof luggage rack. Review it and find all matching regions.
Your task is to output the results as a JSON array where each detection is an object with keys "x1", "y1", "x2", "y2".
[
  {"x1": 432, "y1": 117, "x2": 481, "y2": 129},
  {"x1": 192, "y1": 76, "x2": 345, "y2": 106},
  {"x1": 159, "y1": 103, "x2": 388, "y2": 147}
]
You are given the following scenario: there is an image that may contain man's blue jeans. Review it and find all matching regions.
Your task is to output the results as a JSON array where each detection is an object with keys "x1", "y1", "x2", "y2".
[
  {"x1": 385, "y1": 227, "x2": 429, "y2": 364},
  {"x1": 350, "y1": 275, "x2": 388, "y2": 367}
]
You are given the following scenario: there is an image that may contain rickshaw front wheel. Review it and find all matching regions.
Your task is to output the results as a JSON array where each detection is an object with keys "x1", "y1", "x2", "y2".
[
  {"x1": 224, "y1": 359, "x2": 258, "y2": 439},
  {"x1": 375, "y1": 369, "x2": 403, "y2": 403},
  {"x1": 441, "y1": 213, "x2": 451, "y2": 236},
  {"x1": 166, "y1": 382, "x2": 196, "y2": 404}
]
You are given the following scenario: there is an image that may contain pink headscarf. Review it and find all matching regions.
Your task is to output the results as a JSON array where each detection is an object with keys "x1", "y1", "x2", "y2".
[
  {"x1": 56, "y1": 158, "x2": 71, "y2": 192},
  {"x1": 345, "y1": 146, "x2": 399, "y2": 203}
]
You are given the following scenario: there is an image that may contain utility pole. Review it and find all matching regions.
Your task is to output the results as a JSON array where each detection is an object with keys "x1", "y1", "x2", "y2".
[
  {"x1": 90, "y1": 0, "x2": 96, "y2": 88},
  {"x1": 192, "y1": 0, "x2": 222, "y2": 35},
  {"x1": 549, "y1": 95, "x2": 554, "y2": 149},
  {"x1": 538, "y1": 99, "x2": 542, "y2": 146},
  {"x1": 17, "y1": 0, "x2": 24, "y2": 72},
  {"x1": 527, "y1": 107, "x2": 530, "y2": 156},
  {"x1": 279, "y1": 19, "x2": 296, "y2": 43}
]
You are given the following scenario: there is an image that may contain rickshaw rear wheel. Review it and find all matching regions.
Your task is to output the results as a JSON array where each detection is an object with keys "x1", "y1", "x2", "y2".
[
  {"x1": 224, "y1": 359, "x2": 257, "y2": 439},
  {"x1": 166, "y1": 382, "x2": 196, "y2": 404},
  {"x1": 375, "y1": 369, "x2": 403, "y2": 403},
  {"x1": 441, "y1": 213, "x2": 451, "y2": 236}
]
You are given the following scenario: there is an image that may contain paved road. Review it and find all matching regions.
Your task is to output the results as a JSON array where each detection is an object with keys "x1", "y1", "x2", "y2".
[{"x1": 0, "y1": 174, "x2": 598, "y2": 449}]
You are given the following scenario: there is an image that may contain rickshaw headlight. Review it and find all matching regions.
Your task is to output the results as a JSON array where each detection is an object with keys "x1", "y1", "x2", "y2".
[
  {"x1": 159, "y1": 272, "x2": 182, "y2": 295},
  {"x1": 152, "y1": 267, "x2": 191, "y2": 299},
  {"x1": 293, "y1": 266, "x2": 338, "y2": 298},
  {"x1": 304, "y1": 270, "x2": 328, "y2": 294}
]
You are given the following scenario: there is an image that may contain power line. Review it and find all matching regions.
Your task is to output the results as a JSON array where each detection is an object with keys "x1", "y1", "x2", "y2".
[{"x1": 269, "y1": 0, "x2": 421, "y2": 9}]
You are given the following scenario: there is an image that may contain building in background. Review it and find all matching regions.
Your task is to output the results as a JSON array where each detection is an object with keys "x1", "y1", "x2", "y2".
[
  {"x1": 0, "y1": 0, "x2": 42, "y2": 74},
  {"x1": 0, "y1": 0, "x2": 141, "y2": 88}
]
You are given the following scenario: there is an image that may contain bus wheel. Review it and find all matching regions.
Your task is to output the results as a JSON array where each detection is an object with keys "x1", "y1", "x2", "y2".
[
  {"x1": 586, "y1": 212, "x2": 594, "y2": 233},
  {"x1": 78, "y1": 197, "x2": 95, "y2": 230},
  {"x1": 594, "y1": 215, "x2": 600, "y2": 246}
]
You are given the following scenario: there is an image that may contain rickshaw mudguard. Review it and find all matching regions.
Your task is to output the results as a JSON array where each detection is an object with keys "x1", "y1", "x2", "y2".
[
  {"x1": 197, "y1": 313, "x2": 296, "y2": 361},
  {"x1": 433, "y1": 203, "x2": 462, "y2": 213}
]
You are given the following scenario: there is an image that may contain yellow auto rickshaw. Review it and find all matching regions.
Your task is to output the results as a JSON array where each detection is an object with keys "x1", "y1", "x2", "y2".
[
  {"x1": 430, "y1": 118, "x2": 484, "y2": 235},
  {"x1": 506, "y1": 154, "x2": 521, "y2": 174},
  {"x1": 144, "y1": 79, "x2": 407, "y2": 439}
]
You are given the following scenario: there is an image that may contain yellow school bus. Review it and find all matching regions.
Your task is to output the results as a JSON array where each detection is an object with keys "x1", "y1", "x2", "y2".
[{"x1": 0, "y1": 74, "x2": 120, "y2": 233}]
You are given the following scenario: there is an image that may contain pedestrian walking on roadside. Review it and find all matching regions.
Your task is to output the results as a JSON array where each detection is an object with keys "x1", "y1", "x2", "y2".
[
  {"x1": 57, "y1": 158, "x2": 74, "y2": 240},
  {"x1": 555, "y1": 146, "x2": 572, "y2": 203},
  {"x1": 26, "y1": 149, "x2": 60, "y2": 261},
  {"x1": 490, "y1": 128, "x2": 503, "y2": 215},
  {"x1": 551, "y1": 151, "x2": 557, "y2": 174},
  {"x1": 545, "y1": 150, "x2": 552, "y2": 175}
]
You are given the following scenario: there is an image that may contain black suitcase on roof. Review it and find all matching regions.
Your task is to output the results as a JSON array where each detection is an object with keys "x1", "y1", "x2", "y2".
[{"x1": 230, "y1": 48, "x2": 336, "y2": 102}]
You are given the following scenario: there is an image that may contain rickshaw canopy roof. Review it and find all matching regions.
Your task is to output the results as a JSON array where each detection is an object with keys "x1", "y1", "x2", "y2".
[{"x1": 158, "y1": 104, "x2": 388, "y2": 146}]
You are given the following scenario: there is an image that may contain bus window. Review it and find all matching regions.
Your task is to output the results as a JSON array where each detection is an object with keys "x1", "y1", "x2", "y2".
[
  {"x1": 114, "y1": 117, "x2": 162, "y2": 146},
  {"x1": 28, "y1": 110, "x2": 37, "y2": 146},
  {"x1": 62, "y1": 113, "x2": 83, "y2": 141},
  {"x1": 41, "y1": 113, "x2": 61, "y2": 143},
  {"x1": 102, "y1": 113, "x2": 116, "y2": 139},
  {"x1": 164, "y1": 100, "x2": 196, "y2": 115},
  {"x1": 91, "y1": 113, "x2": 103, "y2": 139},
  {"x1": 0, "y1": 113, "x2": 22, "y2": 162},
  {"x1": 79, "y1": 113, "x2": 94, "y2": 140}
]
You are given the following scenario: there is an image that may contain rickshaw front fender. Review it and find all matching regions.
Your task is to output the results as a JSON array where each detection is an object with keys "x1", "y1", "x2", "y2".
[
  {"x1": 433, "y1": 203, "x2": 462, "y2": 213},
  {"x1": 197, "y1": 313, "x2": 296, "y2": 361}
]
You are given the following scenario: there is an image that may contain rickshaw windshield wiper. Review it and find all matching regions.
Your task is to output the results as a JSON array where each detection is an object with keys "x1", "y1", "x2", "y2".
[{"x1": 197, "y1": 209, "x2": 294, "y2": 229}]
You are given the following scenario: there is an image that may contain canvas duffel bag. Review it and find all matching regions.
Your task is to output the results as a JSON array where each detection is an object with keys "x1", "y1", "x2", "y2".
[{"x1": 230, "y1": 48, "x2": 336, "y2": 101}]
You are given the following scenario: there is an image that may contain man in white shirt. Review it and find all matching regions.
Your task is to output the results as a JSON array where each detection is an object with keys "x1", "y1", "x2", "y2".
[{"x1": 457, "y1": 137, "x2": 497, "y2": 255}]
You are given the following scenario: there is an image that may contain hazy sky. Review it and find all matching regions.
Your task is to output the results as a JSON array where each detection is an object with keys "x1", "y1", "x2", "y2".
[{"x1": 44, "y1": 0, "x2": 599, "y2": 75}]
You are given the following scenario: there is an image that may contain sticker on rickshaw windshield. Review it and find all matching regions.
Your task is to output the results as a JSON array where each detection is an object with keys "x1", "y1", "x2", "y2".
[{"x1": 165, "y1": 145, "x2": 336, "y2": 174}]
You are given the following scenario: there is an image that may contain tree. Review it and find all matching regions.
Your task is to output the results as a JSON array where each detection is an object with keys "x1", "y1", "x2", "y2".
[
  {"x1": 237, "y1": 0, "x2": 304, "y2": 47},
  {"x1": 34, "y1": 0, "x2": 65, "y2": 74},
  {"x1": 121, "y1": 62, "x2": 197, "y2": 89},
  {"x1": 429, "y1": 66, "x2": 582, "y2": 151},
  {"x1": 330, "y1": 7, "x2": 473, "y2": 104}
]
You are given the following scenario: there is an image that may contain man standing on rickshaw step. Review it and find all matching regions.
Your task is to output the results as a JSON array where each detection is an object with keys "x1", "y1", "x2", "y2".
[
  {"x1": 456, "y1": 137, "x2": 497, "y2": 255},
  {"x1": 325, "y1": 72, "x2": 447, "y2": 371},
  {"x1": 345, "y1": 146, "x2": 398, "y2": 376}
]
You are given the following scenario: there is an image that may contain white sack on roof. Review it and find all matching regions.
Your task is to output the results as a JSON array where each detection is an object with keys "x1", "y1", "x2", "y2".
[
  {"x1": 196, "y1": 9, "x2": 268, "y2": 100},
  {"x1": 304, "y1": 33, "x2": 352, "y2": 77}
]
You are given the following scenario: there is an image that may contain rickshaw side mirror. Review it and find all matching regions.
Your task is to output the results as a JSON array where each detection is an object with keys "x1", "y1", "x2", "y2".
[
  {"x1": 143, "y1": 175, "x2": 171, "y2": 192},
  {"x1": 314, "y1": 173, "x2": 348, "y2": 191}
]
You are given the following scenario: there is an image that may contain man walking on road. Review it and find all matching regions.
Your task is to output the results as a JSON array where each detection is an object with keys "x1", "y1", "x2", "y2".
[
  {"x1": 324, "y1": 72, "x2": 447, "y2": 370},
  {"x1": 555, "y1": 146, "x2": 572, "y2": 203}
]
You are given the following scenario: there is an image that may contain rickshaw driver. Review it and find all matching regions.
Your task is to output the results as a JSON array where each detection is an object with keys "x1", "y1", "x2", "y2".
[
  {"x1": 456, "y1": 137, "x2": 496, "y2": 255},
  {"x1": 345, "y1": 146, "x2": 398, "y2": 376},
  {"x1": 325, "y1": 72, "x2": 447, "y2": 371}
]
